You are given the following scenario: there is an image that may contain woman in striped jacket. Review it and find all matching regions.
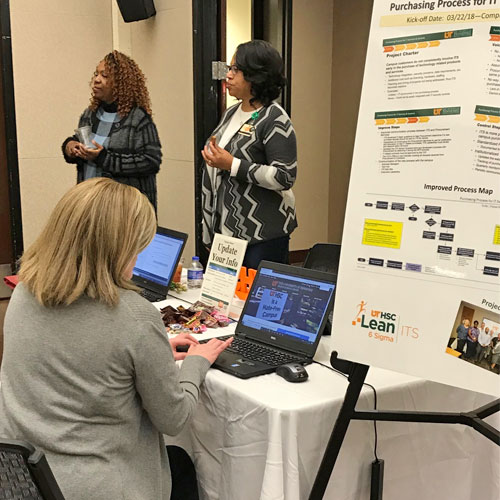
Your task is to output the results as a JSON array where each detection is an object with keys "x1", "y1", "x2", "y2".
[{"x1": 201, "y1": 40, "x2": 298, "y2": 269}]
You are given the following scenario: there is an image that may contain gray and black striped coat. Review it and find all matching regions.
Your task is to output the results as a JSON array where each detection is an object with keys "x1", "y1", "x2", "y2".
[
  {"x1": 62, "y1": 106, "x2": 162, "y2": 211},
  {"x1": 202, "y1": 102, "x2": 298, "y2": 246}
]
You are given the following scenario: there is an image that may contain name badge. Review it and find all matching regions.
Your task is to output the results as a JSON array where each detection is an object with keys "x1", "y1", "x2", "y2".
[{"x1": 238, "y1": 123, "x2": 254, "y2": 136}]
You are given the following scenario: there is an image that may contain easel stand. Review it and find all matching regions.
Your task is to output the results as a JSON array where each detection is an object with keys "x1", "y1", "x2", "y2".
[{"x1": 309, "y1": 351, "x2": 500, "y2": 500}]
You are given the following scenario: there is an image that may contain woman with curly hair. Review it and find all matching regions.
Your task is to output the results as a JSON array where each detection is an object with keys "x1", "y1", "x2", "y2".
[
  {"x1": 201, "y1": 40, "x2": 297, "y2": 269},
  {"x1": 62, "y1": 51, "x2": 162, "y2": 211}
]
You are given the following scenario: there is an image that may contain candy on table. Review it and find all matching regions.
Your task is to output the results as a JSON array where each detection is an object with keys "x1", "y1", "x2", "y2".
[
  {"x1": 191, "y1": 324, "x2": 208, "y2": 334},
  {"x1": 167, "y1": 326, "x2": 192, "y2": 335},
  {"x1": 212, "y1": 310, "x2": 231, "y2": 327},
  {"x1": 203, "y1": 315, "x2": 219, "y2": 328},
  {"x1": 160, "y1": 305, "x2": 178, "y2": 315},
  {"x1": 161, "y1": 300, "x2": 230, "y2": 331},
  {"x1": 185, "y1": 315, "x2": 200, "y2": 327},
  {"x1": 198, "y1": 310, "x2": 210, "y2": 321},
  {"x1": 186, "y1": 319, "x2": 201, "y2": 331}
]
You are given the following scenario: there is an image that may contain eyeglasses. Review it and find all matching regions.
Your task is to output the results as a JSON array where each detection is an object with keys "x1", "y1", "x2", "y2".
[{"x1": 226, "y1": 64, "x2": 240, "y2": 74}]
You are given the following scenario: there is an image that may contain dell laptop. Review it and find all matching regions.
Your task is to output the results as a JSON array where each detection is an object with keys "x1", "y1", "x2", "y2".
[
  {"x1": 132, "y1": 226, "x2": 188, "y2": 302},
  {"x1": 209, "y1": 260, "x2": 336, "y2": 379}
]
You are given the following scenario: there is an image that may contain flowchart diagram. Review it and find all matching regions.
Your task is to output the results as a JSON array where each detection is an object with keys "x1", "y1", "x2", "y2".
[{"x1": 356, "y1": 195, "x2": 500, "y2": 284}]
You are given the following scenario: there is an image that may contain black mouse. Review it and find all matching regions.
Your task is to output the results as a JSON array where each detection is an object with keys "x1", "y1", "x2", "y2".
[
  {"x1": 276, "y1": 363, "x2": 309, "y2": 383},
  {"x1": 176, "y1": 345, "x2": 190, "y2": 353}
]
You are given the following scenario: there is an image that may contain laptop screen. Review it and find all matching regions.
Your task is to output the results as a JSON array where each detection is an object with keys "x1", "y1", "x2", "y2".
[
  {"x1": 133, "y1": 230, "x2": 185, "y2": 287},
  {"x1": 241, "y1": 265, "x2": 336, "y2": 346}
]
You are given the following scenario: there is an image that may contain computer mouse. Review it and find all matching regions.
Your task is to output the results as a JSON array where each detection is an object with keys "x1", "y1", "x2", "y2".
[
  {"x1": 176, "y1": 344, "x2": 190, "y2": 353},
  {"x1": 276, "y1": 363, "x2": 309, "y2": 383}
]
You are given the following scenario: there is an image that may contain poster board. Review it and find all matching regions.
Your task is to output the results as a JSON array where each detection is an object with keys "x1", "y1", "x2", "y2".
[
  {"x1": 331, "y1": 0, "x2": 500, "y2": 396},
  {"x1": 200, "y1": 234, "x2": 247, "y2": 315}
]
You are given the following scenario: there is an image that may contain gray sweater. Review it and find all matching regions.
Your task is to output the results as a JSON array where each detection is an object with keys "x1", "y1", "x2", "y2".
[{"x1": 0, "y1": 284, "x2": 210, "y2": 499}]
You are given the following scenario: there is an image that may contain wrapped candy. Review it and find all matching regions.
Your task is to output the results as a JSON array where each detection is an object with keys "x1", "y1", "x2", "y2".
[{"x1": 161, "y1": 301, "x2": 231, "y2": 333}]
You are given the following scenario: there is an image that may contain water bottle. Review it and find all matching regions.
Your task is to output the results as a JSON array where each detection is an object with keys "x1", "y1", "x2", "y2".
[{"x1": 187, "y1": 256, "x2": 204, "y2": 288}]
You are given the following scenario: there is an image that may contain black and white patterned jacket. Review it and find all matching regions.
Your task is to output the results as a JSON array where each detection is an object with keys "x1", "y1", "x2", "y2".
[
  {"x1": 202, "y1": 102, "x2": 297, "y2": 246},
  {"x1": 62, "y1": 106, "x2": 162, "y2": 210}
]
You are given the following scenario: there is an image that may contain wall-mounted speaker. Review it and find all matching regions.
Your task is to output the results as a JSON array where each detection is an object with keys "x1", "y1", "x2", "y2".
[{"x1": 115, "y1": 0, "x2": 156, "y2": 23}]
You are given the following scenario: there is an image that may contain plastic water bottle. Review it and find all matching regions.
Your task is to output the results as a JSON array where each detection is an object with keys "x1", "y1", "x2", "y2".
[{"x1": 187, "y1": 256, "x2": 204, "y2": 288}]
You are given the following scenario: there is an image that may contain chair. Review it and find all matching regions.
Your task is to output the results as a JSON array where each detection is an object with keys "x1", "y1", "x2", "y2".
[
  {"x1": 0, "y1": 438, "x2": 65, "y2": 500},
  {"x1": 303, "y1": 243, "x2": 341, "y2": 335},
  {"x1": 303, "y1": 243, "x2": 341, "y2": 277}
]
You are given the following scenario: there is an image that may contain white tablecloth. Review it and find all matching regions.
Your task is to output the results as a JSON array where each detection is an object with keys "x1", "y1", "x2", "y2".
[{"x1": 158, "y1": 295, "x2": 500, "y2": 500}]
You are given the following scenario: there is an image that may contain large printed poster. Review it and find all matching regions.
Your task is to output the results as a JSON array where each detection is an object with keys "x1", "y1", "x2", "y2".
[{"x1": 332, "y1": 0, "x2": 500, "y2": 396}]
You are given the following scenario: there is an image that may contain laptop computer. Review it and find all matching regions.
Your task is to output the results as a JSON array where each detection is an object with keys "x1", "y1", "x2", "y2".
[
  {"x1": 132, "y1": 226, "x2": 188, "y2": 302},
  {"x1": 209, "y1": 260, "x2": 336, "y2": 379}
]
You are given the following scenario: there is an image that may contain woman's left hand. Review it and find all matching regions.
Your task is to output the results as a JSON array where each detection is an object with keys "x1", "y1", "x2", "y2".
[
  {"x1": 202, "y1": 136, "x2": 233, "y2": 171},
  {"x1": 169, "y1": 332, "x2": 200, "y2": 361},
  {"x1": 76, "y1": 140, "x2": 104, "y2": 161}
]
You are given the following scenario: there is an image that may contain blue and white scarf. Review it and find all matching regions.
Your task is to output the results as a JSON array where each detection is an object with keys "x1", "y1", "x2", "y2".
[{"x1": 83, "y1": 105, "x2": 120, "y2": 180}]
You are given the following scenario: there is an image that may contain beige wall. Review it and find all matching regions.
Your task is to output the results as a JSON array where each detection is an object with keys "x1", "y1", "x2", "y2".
[
  {"x1": 11, "y1": 0, "x2": 113, "y2": 248},
  {"x1": 328, "y1": 0, "x2": 373, "y2": 243},
  {"x1": 122, "y1": 0, "x2": 197, "y2": 260},
  {"x1": 290, "y1": 0, "x2": 333, "y2": 251}
]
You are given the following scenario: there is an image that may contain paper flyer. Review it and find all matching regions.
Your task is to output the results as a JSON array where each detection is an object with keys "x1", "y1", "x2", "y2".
[
  {"x1": 200, "y1": 234, "x2": 248, "y2": 315},
  {"x1": 331, "y1": 0, "x2": 500, "y2": 396}
]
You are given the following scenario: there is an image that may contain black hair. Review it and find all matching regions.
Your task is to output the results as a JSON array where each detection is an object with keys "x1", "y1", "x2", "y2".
[{"x1": 235, "y1": 40, "x2": 286, "y2": 107}]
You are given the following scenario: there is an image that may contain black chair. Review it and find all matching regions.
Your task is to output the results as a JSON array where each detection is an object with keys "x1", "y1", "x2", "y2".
[
  {"x1": 303, "y1": 243, "x2": 341, "y2": 277},
  {"x1": 303, "y1": 243, "x2": 341, "y2": 335},
  {"x1": 0, "y1": 439, "x2": 65, "y2": 500}
]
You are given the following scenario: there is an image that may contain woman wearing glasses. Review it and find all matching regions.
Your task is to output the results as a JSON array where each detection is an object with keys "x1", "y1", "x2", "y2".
[{"x1": 201, "y1": 40, "x2": 297, "y2": 269}]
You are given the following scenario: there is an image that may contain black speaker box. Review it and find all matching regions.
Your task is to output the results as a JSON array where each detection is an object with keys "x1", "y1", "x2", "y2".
[{"x1": 115, "y1": 0, "x2": 156, "y2": 23}]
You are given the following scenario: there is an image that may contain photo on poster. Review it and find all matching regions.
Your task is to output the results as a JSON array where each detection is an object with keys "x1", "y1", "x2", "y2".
[{"x1": 446, "y1": 300, "x2": 500, "y2": 375}]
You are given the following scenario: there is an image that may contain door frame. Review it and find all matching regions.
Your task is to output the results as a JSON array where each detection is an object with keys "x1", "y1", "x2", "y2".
[
  {"x1": 0, "y1": 0, "x2": 23, "y2": 272},
  {"x1": 192, "y1": 0, "x2": 293, "y2": 260},
  {"x1": 192, "y1": 0, "x2": 222, "y2": 259},
  {"x1": 252, "y1": 0, "x2": 293, "y2": 115}
]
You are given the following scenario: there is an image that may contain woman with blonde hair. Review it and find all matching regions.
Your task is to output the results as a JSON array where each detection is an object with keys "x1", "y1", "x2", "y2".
[
  {"x1": 0, "y1": 178, "x2": 231, "y2": 499},
  {"x1": 62, "y1": 50, "x2": 162, "y2": 211}
]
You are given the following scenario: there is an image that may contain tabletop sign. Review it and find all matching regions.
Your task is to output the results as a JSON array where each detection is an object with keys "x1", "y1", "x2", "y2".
[
  {"x1": 200, "y1": 234, "x2": 248, "y2": 315},
  {"x1": 331, "y1": 0, "x2": 500, "y2": 396}
]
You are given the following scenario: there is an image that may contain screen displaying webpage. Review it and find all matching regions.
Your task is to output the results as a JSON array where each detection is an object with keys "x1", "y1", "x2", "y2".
[
  {"x1": 242, "y1": 267, "x2": 335, "y2": 344},
  {"x1": 133, "y1": 233, "x2": 183, "y2": 286}
]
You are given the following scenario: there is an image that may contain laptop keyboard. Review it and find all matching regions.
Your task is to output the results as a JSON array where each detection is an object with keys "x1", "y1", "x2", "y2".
[
  {"x1": 204, "y1": 336, "x2": 303, "y2": 366},
  {"x1": 139, "y1": 289, "x2": 165, "y2": 302}
]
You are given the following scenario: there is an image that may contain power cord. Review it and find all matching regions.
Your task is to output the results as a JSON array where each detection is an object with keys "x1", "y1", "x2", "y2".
[{"x1": 313, "y1": 360, "x2": 379, "y2": 461}]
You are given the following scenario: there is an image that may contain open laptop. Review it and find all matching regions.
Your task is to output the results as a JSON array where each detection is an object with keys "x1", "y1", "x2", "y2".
[
  {"x1": 132, "y1": 226, "x2": 188, "y2": 302},
  {"x1": 209, "y1": 260, "x2": 336, "y2": 379}
]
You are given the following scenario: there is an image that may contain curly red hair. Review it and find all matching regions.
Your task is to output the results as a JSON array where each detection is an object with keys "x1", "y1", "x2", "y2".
[{"x1": 89, "y1": 51, "x2": 152, "y2": 116}]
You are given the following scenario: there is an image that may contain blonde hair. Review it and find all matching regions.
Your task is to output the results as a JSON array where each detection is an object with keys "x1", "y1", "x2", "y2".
[{"x1": 19, "y1": 178, "x2": 156, "y2": 307}]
